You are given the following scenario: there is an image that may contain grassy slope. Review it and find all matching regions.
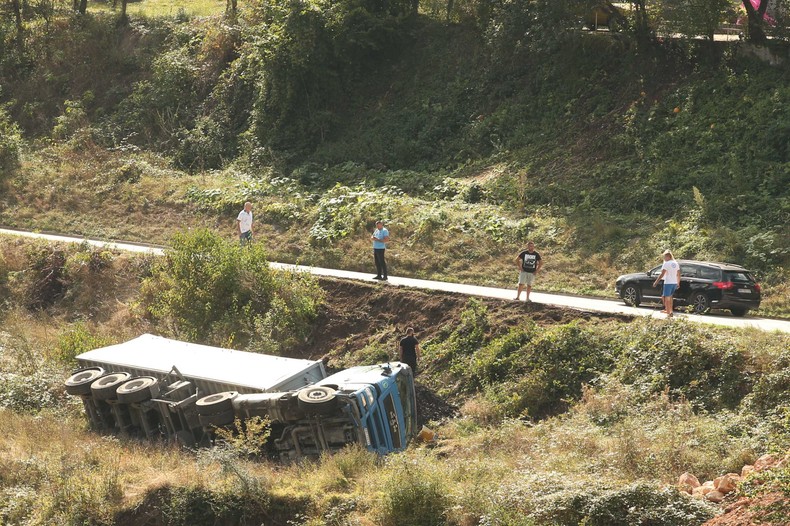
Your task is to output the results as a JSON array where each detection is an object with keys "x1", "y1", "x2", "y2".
[
  {"x1": 1, "y1": 237, "x2": 789, "y2": 524},
  {"x1": 1, "y1": 13, "x2": 787, "y2": 316}
]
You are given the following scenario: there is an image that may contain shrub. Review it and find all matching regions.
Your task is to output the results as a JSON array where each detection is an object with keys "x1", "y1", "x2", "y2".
[
  {"x1": 53, "y1": 322, "x2": 112, "y2": 365},
  {"x1": 483, "y1": 323, "x2": 613, "y2": 420},
  {"x1": 0, "y1": 369, "x2": 68, "y2": 414},
  {"x1": 139, "y1": 229, "x2": 322, "y2": 349},
  {"x1": 380, "y1": 457, "x2": 451, "y2": 526},
  {"x1": 0, "y1": 103, "x2": 22, "y2": 179},
  {"x1": 20, "y1": 245, "x2": 67, "y2": 310},
  {"x1": 744, "y1": 351, "x2": 790, "y2": 416},
  {"x1": 613, "y1": 320, "x2": 749, "y2": 410},
  {"x1": 486, "y1": 474, "x2": 715, "y2": 526}
]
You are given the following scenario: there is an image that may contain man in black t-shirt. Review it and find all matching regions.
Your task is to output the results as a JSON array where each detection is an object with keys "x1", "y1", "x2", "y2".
[
  {"x1": 515, "y1": 241, "x2": 542, "y2": 302},
  {"x1": 398, "y1": 327, "x2": 421, "y2": 375}
]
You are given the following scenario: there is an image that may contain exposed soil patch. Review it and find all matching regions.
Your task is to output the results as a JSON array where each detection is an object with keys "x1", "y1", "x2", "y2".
[{"x1": 702, "y1": 493, "x2": 789, "y2": 526}]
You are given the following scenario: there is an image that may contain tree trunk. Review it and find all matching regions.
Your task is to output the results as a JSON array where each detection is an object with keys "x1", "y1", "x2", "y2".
[
  {"x1": 446, "y1": 0, "x2": 453, "y2": 22},
  {"x1": 226, "y1": 0, "x2": 237, "y2": 18},
  {"x1": 742, "y1": 0, "x2": 768, "y2": 43},
  {"x1": 11, "y1": 0, "x2": 23, "y2": 32},
  {"x1": 78, "y1": 0, "x2": 87, "y2": 15},
  {"x1": 632, "y1": 0, "x2": 651, "y2": 49}
]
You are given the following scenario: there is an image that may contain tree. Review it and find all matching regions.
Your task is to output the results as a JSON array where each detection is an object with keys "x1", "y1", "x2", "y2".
[{"x1": 742, "y1": 0, "x2": 769, "y2": 42}]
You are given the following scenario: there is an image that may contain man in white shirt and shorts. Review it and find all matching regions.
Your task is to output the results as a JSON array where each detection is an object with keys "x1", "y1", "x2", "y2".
[
  {"x1": 236, "y1": 202, "x2": 253, "y2": 245},
  {"x1": 653, "y1": 249, "x2": 681, "y2": 317}
]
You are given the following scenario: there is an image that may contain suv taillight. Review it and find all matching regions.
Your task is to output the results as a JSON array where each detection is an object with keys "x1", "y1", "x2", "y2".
[
  {"x1": 713, "y1": 281, "x2": 735, "y2": 290},
  {"x1": 754, "y1": 283, "x2": 761, "y2": 292}
]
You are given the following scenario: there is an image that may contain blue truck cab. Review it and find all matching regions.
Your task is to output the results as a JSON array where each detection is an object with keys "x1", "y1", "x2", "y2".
[{"x1": 316, "y1": 362, "x2": 417, "y2": 454}]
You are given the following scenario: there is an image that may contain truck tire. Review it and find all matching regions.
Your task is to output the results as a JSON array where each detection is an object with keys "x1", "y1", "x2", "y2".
[
  {"x1": 297, "y1": 386, "x2": 338, "y2": 415},
  {"x1": 64, "y1": 367, "x2": 106, "y2": 396},
  {"x1": 198, "y1": 409, "x2": 235, "y2": 427},
  {"x1": 196, "y1": 391, "x2": 238, "y2": 416},
  {"x1": 91, "y1": 372, "x2": 132, "y2": 401},
  {"x1": 116, "y1": 376, "x2": 159, "y2": 404}
]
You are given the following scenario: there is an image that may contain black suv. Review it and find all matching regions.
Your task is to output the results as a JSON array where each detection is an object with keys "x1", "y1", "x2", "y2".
[{"x1": 615, "y1": 260, "x2": 761, "y2": 316}]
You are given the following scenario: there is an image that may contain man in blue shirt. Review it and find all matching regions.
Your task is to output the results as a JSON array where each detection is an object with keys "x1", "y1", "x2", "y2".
[{"x1": 371, "y1": 220, "x2": 390, "y2": 281}]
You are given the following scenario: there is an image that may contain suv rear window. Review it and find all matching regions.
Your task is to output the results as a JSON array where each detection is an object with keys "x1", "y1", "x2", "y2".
[
  {"x1": 723, "y1": 271, "x2": 754, "y2": 283},
  {"x1": 698, "y1": 267, "x2": 721, "y2": 280}
]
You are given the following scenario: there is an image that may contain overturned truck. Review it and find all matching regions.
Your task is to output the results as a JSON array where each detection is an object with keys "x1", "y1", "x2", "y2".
[{"x1": 64, "y1": 334, "x2": 417, "y2": 460}]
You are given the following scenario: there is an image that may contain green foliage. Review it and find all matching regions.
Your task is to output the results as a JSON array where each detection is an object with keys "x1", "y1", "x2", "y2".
[
  {"x1": 0, "y1": 102, "x2": 22, "y2": 179},
  {"x1": 427, "y1": 304, "x2": 613, "y2": 420},
  {"x1": 54, "y1": 322, "x2": 112, "y2": 365},
  {"x1": 740, "y1": 462, "x2": 790, "y2": 522},
  {"x1": 139, "y1": 229, "x2": 322, "y2": 348},
  {"x1": 484, "y1": 323, "x2": 613, "y2": 420},
  {"x1": 485, "y1": 475, "x2": 715, "y2": 526},
  {"x1": 157, "y1": 484, "x2": 270, "y2": 526},
  {"x1": 113, "y1": 45, "x2": 200, "y2": 151},
  {"x1": 0, "y1": 252, "x2": 8, "y2": 305},
  {"x1": 745, "y1": 351, "x2": 790, "y2": 416},
  {"x1": 0, "y1": 368, "x2": 68, "y2": 413},
  {"x1": 309, "y1": 184, "x2": 403, "y2": 244},
  {"x1": 380, "y1": 457, "x2": 451, "y2": 526},
  {"x1": 613, "y1": 320, "x2": 749, "y2": 410},
  {"x1": 0, "y1": 102, "x2": 22, "y2": 178}
]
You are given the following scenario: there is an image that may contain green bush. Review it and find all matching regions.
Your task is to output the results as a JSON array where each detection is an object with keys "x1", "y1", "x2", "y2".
[
  {"x1": 139, "y1": 229, "x2": 322, "y2": 349},
  {"x1": 613, "y1": 320, "x2": 749, "y2": 410},
  {"x1": 745, "y1": 352, "x2": 790, "y2": 416},
  {"x1": 380, "y1": 458, "x2": 451, "y2": 526},
  {"x1": 0, "y1": 104, "x2": 22, "y2": 179},
  {"x1": 486, "y1": 475, "x2": 715, "y2": 526},
  {"x1": 54, "y1": 322, "x2": 112, "y2": 365},
  {"x1": 0, "y1": 368, "x2": 69, "y2": 414}
]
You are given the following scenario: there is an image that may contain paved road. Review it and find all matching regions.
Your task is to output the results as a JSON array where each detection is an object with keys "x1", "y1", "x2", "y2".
[{"x1": 2, "y1": 227, "x2": 788, "y2": 334}]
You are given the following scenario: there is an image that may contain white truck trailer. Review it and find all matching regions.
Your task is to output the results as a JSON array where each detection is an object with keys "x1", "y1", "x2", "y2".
[{"x1": 64, "y1": 334, "x2": 417, "y2": 459}]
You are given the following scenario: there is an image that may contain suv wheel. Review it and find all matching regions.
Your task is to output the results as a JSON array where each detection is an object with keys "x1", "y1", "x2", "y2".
[
  {"x1": 622, "y1": 284, "x2": 641, "y2": 307},
  {"x1": 690, "y1": 292, "x2": 711, "y2": 314}
]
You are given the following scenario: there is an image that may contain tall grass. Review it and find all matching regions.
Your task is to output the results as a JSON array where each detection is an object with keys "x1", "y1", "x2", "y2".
[{"x1": 89, "y1": 0, "x2": 226, "y2": 18}]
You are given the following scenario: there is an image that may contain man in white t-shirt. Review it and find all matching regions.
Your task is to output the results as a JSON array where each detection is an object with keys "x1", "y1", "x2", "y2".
[
  {"x1": 236, "y1": 202, "x2": 253, "y2": 245},
  {"x1": 652, "y1": 249, "x2": 681, "y2": 317}
]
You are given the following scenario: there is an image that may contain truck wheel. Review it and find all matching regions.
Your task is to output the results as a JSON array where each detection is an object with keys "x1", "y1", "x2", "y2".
[
  {"x1": 91, "y1": 372, "x2": 132, "y2": 401},
  {"x1": 297, "y1": 386, "x2": 338, "y2": 415},
  {"x1": 116, "y1": 376, "x2": 159, "y2": 404},
  {"x1": 64, "y1": 367, "x2": 106, "y2": 396},
  {"x1": 198, "y1": 409, "x2": 235, "y2": 427},
  {"x1": 196, "y1": 391, "x2": 238, "y2": 416}
]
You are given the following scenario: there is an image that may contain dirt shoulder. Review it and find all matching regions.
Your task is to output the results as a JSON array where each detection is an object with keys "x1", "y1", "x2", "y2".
[{"x1": 295, "y1": 277, "x2": 632, "y2": 362}]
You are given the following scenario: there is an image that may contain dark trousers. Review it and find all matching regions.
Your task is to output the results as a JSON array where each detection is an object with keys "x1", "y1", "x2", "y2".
[{"x1": 374, "y1": 249, "x2": 387, "y2": 278}]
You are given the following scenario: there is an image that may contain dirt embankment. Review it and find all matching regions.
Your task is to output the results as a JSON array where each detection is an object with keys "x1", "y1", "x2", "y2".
[
  {"x1": 296, "y1": 277, "x2": 630, "y2": 361},
  {"x1": 292, "y1": 278, "x2": 632, "y2": 423}
]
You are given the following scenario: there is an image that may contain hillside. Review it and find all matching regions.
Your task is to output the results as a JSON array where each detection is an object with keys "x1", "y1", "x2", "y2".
[
  {"x1": 1, "y1": 3, "x2": 789, "y2": 317},
  {"x1": 1, "y1": 1, "x2": 790, "y2": 524}
]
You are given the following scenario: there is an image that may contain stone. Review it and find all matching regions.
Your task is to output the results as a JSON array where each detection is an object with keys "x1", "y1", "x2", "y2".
[
  {"x1": 741, "y1": 464, "x2": 755, "y2": 477},
  {"x1": 678, "y1": 472, "x2": 701, "y2": 493},
  {"x1": 705, "y1": 490, "x2": 725, "y2": 503},
  {"x1": 754, "y1": 453, "x2": 780, "y2": 471},
  {"x1": 714, "y1": 475, "x2": 737, "y2": 494},
  {"x1": 691, "y1": 486, "x2": 707, "y2": 500}
]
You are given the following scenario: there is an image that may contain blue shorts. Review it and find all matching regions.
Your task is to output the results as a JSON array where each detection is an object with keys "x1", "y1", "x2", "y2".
[{"x1": 663, "y1": 283, "x2": 677, "y2": 297}]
